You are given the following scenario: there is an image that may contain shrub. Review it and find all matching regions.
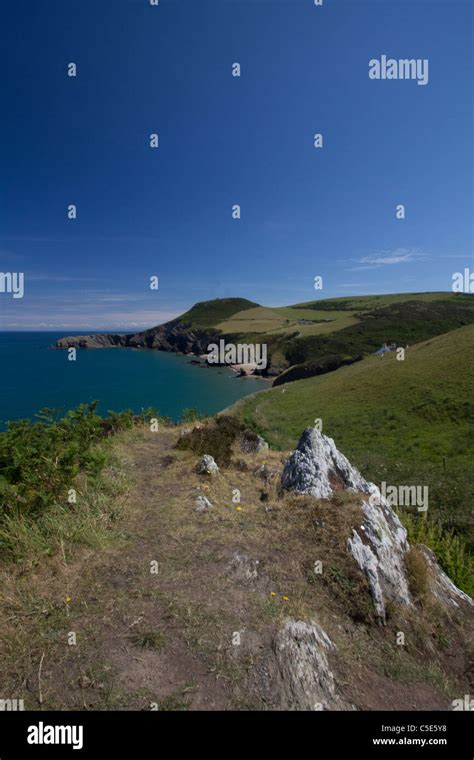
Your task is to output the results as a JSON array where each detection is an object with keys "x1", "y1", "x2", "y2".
[
  {"x1": 400, "y1": 512, "x2": 473, "y2": 597},
  {"x1": 181, "y1": 408, "x2": 204, "y2": 423},
  {"x1": 405, "y1": 547, "x2": 431, "y2": 603},
  {"x1": 176, "y1": 415, "x2": 246, "y2": 467},
  {"x1": 0, "y1": 402, "x2": 131, "y2": 522}
]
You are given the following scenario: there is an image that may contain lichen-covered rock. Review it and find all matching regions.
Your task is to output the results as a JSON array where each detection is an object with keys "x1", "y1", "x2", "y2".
[
  {"x1": 226, "y1": 552, "x2": 260, "y2": 583},
  {"x1": 194, "y1": 494, "x2": 212, "y2": 512},
  {"x1": 196, "y1": 454, "x2": 219, "y2": 477},
  {"x1": 273, "y1": 619, "x2": 349, "y2": 710},
  {"x1": 347, "y1": 531, "x2": 386, "y2": 621},
  {"x1": 355, "y1": 492, "x2": 411, "y2": 618},
  {"x1": 281, "y1": 427, "x2": 371, "y2": 499}
]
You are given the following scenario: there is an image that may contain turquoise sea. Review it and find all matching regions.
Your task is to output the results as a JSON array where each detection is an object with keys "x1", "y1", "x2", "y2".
[{"x1": 0, "y1": 333, "x2": 265, "y2": 428}]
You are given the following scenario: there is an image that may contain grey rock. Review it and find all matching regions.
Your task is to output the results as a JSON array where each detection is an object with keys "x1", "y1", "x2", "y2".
[
  {"x1": 196, "y1": 454, "x2": 219, "y2": 477},
  {"x1": 347, "y1": 530, "x2": 386, "y2": 621},
  {"x1": 283, "y1": 426, "x2": 472, "y2": 621},
  {"x1": 194, "y1": 495, "x2": 212, "y2": 512},
  {"x1": 281, "y1": 428, "x2": 411, "y2": 622},
  {"x1": 281, "y1": 427, "x2": 371, "y2": 499},
  {"x1": 273, "y1": 619, "x2": 349, "y2": 710},
  {"x1": 226, "y1": 552, "x2": 260, "y2": 583}
]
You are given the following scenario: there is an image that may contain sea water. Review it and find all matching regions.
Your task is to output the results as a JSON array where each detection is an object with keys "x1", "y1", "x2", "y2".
[{"x1": 0, "y1": 332, "x2": 264, "y2": 428}]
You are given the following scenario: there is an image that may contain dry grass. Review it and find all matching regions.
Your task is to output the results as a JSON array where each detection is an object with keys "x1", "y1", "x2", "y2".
[{"x1": 0, "y1": 422, "x2": 471, "y2": 711}]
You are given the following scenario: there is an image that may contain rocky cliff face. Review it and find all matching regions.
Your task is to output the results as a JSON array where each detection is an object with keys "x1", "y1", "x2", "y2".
[
  {"x1": 55, "y1": 322, "x2": 220, "y2": 355},
  {"x1": 55, "y1": 334, "x2": 128, "y2": 349}
]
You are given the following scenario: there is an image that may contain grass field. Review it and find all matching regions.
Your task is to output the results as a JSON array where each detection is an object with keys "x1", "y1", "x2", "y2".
[{"x1": 216, "y1": 306, "x2": 359, "y2": 336}]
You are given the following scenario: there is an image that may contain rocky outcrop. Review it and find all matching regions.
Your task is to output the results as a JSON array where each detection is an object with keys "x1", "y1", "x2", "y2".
[
  {"x1": 281, "y1": 426, "x2": 471, "y2": 623},
  {"x1": 273, "y1": 619, "x2": 349, "y2": 710},
  {"x1": 281, "y1": 426, "x2": 372, "y2": 499}
]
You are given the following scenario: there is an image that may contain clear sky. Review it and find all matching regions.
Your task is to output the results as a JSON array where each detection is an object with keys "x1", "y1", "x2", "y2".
[{"x1": 1, "y1": 0, "x2": 472, "y2": 330}]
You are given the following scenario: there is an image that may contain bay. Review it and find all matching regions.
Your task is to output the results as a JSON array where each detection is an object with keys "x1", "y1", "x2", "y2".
[{"x1": 0, "y1": 332, "x2": 265, "y2": 427}]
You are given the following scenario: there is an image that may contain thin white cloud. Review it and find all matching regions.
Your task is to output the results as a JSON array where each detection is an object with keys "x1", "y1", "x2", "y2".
[
  {"x1": 339, "y1": 283, "x2": 370, "y2": 288},
  {"x1": 348, "y1": 248, "x2": 428, "y2": 271}
]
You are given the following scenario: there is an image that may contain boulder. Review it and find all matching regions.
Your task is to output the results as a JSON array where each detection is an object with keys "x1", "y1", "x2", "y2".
[
  {"x1": 194, "y1": 495, "x2": 212, "y2": 512},
  {"x1": 196, "y1": 454, "x2": 219, "y2": 477}
]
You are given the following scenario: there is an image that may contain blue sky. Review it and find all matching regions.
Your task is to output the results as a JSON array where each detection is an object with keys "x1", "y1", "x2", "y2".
[{"x1": 0, "y1": 0, "x2": 472, "y2": 330}]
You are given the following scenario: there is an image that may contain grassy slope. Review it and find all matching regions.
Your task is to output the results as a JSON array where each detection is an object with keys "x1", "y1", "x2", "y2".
[
  {"x1": 171, "y1": 297, "x2": 260, "y2": 328},
  {"x1": 293, "y1": 292, "x2": 467, "y2": 311},
  {"x1": 231, "y1": 325, "x2": 474, "y2": 544}
]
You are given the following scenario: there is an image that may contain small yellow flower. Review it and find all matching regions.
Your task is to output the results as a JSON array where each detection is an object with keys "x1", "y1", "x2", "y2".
[
  {"x1": 235, "y1": 506, "x2": 242, "y2": 511},
  {"x1": 270, "y1": 592, "x2": 276, "y2": 597},
  {"x1": 282, "y1": 596, "x2": 289, "y2": 602},
  {"x1": 66, "y1": 595, "x2": 71, "y2": 604}
]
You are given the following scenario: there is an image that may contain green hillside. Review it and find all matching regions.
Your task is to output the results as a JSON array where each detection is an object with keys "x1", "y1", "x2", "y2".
[
  {"x1": 231, "y1": 324, "x2": 474, "y2": 551},
  {"x1": 216, "y1": 295, "x2": 474, "y2": 378},
  {"x1": 173, "y1": 297, "x2": 260, "y2": 328},
  {"x1": 293, "y1": 291, "x2": 472, "y2": 311}
]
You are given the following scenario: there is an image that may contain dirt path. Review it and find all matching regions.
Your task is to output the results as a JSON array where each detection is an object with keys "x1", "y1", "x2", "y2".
[
  {"x1": 29, "y1": 427, "x2": 241, "y2": 710},
  {"x1": 1, "y1": 424, "x2": 469, "y2": 712}
]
